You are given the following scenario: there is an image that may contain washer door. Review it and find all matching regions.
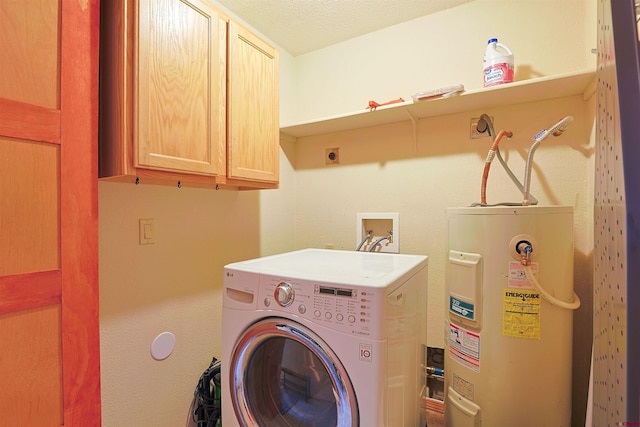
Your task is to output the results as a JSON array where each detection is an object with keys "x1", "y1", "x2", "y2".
[{"x1": 230, "y1": 317, "x2": 359, "y2": 427}]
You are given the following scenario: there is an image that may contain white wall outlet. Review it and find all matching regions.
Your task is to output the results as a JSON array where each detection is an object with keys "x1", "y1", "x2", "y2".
[{"x1": 356, "y1": 213, "x2": 399, "y2": 253}]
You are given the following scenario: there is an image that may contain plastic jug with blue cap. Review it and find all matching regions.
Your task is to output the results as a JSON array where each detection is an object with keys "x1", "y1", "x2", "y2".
[{"x1": 483, "y1": 38, "x2": 514, "y2": 87}]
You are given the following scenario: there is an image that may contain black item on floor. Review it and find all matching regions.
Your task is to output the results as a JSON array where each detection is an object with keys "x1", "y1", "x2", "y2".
[{"x1": 193, "y1": 357, "x2": 222, "y2": 427}]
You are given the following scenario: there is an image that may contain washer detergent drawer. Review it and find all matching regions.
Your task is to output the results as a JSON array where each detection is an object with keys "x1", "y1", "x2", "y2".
[{"x1": 445, "y1": 387, "x2": 480, "y2": 427}]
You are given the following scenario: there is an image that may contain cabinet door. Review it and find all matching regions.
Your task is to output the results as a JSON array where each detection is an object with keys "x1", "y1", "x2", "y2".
[
  {"x1": 228, "y1": 22, "x2": 279, "y2": 184},
  {"x1": 136, "y1": 0, "x2": 226, "y2": 176}
]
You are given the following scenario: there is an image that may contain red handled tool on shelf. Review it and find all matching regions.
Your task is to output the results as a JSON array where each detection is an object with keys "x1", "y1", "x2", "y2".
[{"x1": 367, "y1": 97, "x2": 405, "y2": 111}]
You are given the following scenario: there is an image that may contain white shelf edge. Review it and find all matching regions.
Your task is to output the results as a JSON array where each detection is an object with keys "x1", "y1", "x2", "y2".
[{"x1": 280, "y1": 69, "x2": 596, "y2": 139}]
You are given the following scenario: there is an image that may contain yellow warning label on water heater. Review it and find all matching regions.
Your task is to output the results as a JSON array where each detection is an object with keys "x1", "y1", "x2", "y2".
[{"x1": 502, "y1": 289, "x2": 541, "y2": 339}]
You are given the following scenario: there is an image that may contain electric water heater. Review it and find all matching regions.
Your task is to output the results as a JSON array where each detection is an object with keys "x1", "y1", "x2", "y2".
[{"x1": 444, "y1": 206, "x2": 579, "y2": 426}]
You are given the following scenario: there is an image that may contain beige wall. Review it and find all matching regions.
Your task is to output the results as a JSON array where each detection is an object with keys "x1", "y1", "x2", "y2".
[
  {"x1": 99, "y1": 0, "x2": 596, "y2": 425},
  {"x1": 99, "y1": 182, "x2": 256, "y2": 426}
]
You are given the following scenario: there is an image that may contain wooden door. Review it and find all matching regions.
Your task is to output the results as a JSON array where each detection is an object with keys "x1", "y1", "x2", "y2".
[
  {"x1": 135, "y1": 0, "x2": 226, "y2": 176},
  {"x1": 228, "y1": 21, "x2": 280, "y2": 185},
  {"x1": 0, "y1": 1, "x2": 101, "y2": 425}
]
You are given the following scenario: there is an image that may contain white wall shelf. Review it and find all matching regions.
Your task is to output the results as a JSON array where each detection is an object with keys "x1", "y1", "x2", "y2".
[{"x1": 280, "y1": 69, "x2": 596, "y2": 139}]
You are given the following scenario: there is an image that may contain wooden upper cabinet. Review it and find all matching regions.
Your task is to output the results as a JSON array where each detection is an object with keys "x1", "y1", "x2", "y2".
[
  {"x1": 228, "y1": 22, "x2": 279, "y2": 186},
  {"x1": 100, "y1": 0, "x2": 280, "y2": 189}
]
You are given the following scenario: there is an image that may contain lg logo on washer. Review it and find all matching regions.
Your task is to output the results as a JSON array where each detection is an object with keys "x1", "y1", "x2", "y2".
[{"x1": 359, "y1": 343, "x2": 373, "y2": 362}]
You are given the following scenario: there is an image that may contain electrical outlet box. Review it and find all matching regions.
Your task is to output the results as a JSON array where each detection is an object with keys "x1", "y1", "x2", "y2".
[
  {"x1": 356, "y1": 213, "x2": 399, "y2": 253},
  {"x1": 325, "y1": 147, "x2": 340, "y2": 165},
  {"x1": 470, "y1": 117, "x2": 493, "y2": 139}
]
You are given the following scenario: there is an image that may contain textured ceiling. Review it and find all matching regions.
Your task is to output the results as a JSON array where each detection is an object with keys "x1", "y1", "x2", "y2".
[{"x1": 215, "y1": 0, "x2": 474, "y2": 56}]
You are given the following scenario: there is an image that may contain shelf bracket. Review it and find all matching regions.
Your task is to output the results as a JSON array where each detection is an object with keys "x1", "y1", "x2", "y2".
[
  {"x1": 405, "y1": 108, "x2": 418, "y2": 152},
  {"x1": 583, "y1": 76, "x2": 597, "y2": 101}
]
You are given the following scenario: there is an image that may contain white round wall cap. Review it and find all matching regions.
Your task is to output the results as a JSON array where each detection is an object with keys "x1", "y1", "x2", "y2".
[{"x1": 151, "y1": 331, "x2": 176, "y2": 360}]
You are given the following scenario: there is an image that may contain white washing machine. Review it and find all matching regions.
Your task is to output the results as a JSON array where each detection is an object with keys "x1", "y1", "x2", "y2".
[{"x1": 221, "y1": 248, "x2": 428, "y2": 427}]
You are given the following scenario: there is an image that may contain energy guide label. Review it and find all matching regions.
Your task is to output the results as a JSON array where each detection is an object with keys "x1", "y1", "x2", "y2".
[
  {"x1": 502, "y1": 289, "x2": 541, "y2": 339},
  {"x1": 449, "y1": 323, "x2": 480, "y2": 372}
]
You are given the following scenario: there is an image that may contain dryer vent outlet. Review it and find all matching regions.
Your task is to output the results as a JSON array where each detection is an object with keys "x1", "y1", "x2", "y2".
[{"x1": 470, "y1": 116, "x2": 493, "y2": 139}]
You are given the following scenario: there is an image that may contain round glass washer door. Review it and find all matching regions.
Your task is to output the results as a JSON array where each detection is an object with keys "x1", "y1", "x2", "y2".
[{"x1": 229, "y1": 317, "x2": 359, "y2": 427}]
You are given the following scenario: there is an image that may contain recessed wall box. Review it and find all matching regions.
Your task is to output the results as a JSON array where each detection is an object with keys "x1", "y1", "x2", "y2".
[{"x1": 356, "y1": 213, "x2": 399, "y2": 253}]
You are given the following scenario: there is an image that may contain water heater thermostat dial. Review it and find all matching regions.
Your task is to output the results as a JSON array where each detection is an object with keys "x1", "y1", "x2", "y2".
[{"x1": 274, "y1": 282, "x2": 295, "y2": 307}]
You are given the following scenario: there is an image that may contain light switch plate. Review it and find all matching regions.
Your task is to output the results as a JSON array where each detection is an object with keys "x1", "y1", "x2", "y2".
[{"x1": 139, "y1": 218, "x2": 155, "y2": 245}]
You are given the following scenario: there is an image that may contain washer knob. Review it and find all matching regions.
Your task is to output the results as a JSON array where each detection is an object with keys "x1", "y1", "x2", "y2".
[{"x1": 274, "y1": 282, "x2": 295, "y2": 307}]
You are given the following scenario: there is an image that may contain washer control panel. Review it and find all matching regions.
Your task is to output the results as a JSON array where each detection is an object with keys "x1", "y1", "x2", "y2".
[
  {"x1": 260, "y1": 276, "x2": 381, "y2": 338},
  {"x1": 313, "y1": 285, "x2": 360, "y2": 325}
]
